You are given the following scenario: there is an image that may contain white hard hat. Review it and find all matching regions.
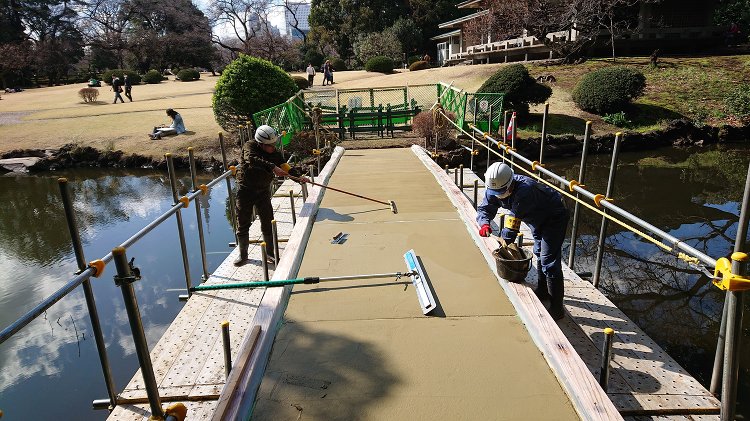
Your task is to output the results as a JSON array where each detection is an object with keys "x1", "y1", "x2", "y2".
[
  {"x1": 255, "y1": 125, "x2": 278, "y2": 145},
  {"x1": 485, "y1": 162, "x2": 513, "y2": 194}
]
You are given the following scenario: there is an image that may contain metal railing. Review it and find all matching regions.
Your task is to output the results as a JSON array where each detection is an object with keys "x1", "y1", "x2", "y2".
[{"x1": 0, "y1": 134, "x2": 255, "y2": 414}]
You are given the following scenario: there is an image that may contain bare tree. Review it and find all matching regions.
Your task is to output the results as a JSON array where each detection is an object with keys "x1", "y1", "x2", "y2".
[{"x1": 280, "y1": 0, "x2": 306, "y2": 43}]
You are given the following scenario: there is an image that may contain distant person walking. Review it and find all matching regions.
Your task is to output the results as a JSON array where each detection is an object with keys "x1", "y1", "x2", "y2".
[
  {"x1": 123, "y1": 74, "x2": 133, "y2": 102},
  {"x1": 321, "y1": 61, "x2": 329, "y2": 86},
  {"x1": 306, "y1": 63, "x2": 316, "y2": 87},
  {"x1": 324, "y1": 60, "x2": 334, "y2": 85},
  {"x1": 112, "y1": 76, "x2": 124, "y2": 104}
]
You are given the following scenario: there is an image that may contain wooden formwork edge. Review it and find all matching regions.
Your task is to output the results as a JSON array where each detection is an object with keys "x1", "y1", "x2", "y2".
[
  {"x1": 211, "y1": 146, "x2": 346, "y2": 421},
  {"x1": 411, "y1": 145, "x2": 623, "y2": 421}
]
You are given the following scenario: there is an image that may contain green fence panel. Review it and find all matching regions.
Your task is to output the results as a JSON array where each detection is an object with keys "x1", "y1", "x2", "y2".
[{"x1": 465, "y1": 93, "x2": 505, "y2": 134}]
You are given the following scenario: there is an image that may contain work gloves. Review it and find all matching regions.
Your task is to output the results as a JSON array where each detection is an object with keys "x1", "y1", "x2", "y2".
[{"x1": 479, "y1": 224, "x2": 492, "y2": 237}]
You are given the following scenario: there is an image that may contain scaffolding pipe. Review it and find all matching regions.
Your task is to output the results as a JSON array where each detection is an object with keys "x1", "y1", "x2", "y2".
[
  {"x1": 487, "y1": 104, "x2": 492, "y2": 169},
  {"x1": 502, "y1": 110, "x2": 509, "y2": 160},
  {"x1": 188, "y1": 148, "x2": 209, "y2": 281},
  {"x1": 722, "y1": 255, "x2": 746, "y2": 420},
  {"x1": 289, "y1": 190, "x2": 297, "y2": 225},
  {"x1": 568, "y1": 121, "x2": 592, "y2": 269},
  {"x1": 221, "y1": 321, "x2": 232, "y2": 380},
  {"x1": 261, "y1": 242, "x2": 270, "y2": 281},
  {"x1": 710, "y1": 301, "x2": 729, "y2": 395},
  {"x1": 473, "y1": 179, "x2": 479, "y2": 210},
  {"x1": 471, "y1": 98, "x2": 477, "y2": 171},
  {"x1": 592, "y1": 133, "x2": 622, "y2": 288},
  {"x1": 467, "y1": 125, "x2": 716, "y2": 269},
  {"x1": 166, "y1": 154, "x2": 193, "y2": 298},
  {"x1": 218, "y1": 133, "x2": 238, "y2": 245},
  {"x1": 459, "y1": 164, "x2": 464, "y2": 189},
  {"x1": 599, "y1": 328, "x2": 615, "y2": 391},
  {"x1": 58, "y1": 179, "x2": 117, "y2": 408},
  {"x1": 271, "y1": 220, "x2": 280, "y2": 267},
  {"x1": 112, "y1": 247, "x2": 163, "y2": 418},
  {"x1": 539, "y1": 102, "x2": 549, "y2": 172}
]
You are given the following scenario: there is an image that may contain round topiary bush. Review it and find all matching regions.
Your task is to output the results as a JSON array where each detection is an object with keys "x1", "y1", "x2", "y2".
[
  {"x1": 177, "y1": 68, "x2": 200, "y2": 81},
  {"x1": 142, "y1": 70, "x2": 164, "y2": 84},
  {"x1": 101, "y1": 69, "x2": 141, "y2": 85},
  {"x1": 212, "y1": 55, "x2": 298, "y2": 131},
  {"x1": 78, "y1": 87, "x2": 99, "y2": 103},
  {"x1": 292, "y1": 75, "x2": 309, "y2": 90},
  {"x1": 365, "y1": 56, "x2": 394, "y2": 73},
  {"x1": 327, "y1": 57, "x2": 346, "y2": 71},
  {"x1": 572, "y1": 66, "x2": 646, "y2": 114},
  {"x1": 478, "y1": 64, "x2": 551, "y2": 119},
  {"x1": 409, "y1": 60, "x2": 429, "y2": 71}
]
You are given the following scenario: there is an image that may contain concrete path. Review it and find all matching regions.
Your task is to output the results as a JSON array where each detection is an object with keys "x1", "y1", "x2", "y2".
[{"x1": 252, "y1": 148, "x2": 579, "y2": 420}]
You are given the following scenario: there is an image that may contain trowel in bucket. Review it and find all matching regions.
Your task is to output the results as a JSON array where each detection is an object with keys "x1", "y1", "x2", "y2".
[{"x1": 189, "y1": 249, "x2": 437, "y2": 315}]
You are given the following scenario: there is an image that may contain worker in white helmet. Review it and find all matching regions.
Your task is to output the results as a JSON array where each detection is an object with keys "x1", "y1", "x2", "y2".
[
  {"x1": 477, "y1": 162, "x2": 569, "y2": 320},
  {"x1": 233, "y1": 125, "x2": 307, "y2": 266}
]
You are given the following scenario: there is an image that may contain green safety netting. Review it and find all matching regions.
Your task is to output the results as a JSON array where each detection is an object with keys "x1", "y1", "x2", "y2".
[{"x1": 437, "y1": 83, "x2": 505, "y2": 133}]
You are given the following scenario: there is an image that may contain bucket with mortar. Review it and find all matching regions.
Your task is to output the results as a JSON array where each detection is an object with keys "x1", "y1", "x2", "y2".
[{"x1": 492, "y1": 246, "x2": 532, "y2": 283}]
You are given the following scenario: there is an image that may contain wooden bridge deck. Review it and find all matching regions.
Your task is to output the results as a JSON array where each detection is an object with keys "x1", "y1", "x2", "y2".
[
  {"x1": 107, "y1": 180, "x2": 304, "y2": 420},
  {"x1": 453, "y1": 166, "x2": 720, "y2": 419}
]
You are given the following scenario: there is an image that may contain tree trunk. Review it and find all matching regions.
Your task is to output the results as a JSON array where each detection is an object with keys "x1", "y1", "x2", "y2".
[{"x1": 610, "y1": 15, "x2": 616, "y2": 61}]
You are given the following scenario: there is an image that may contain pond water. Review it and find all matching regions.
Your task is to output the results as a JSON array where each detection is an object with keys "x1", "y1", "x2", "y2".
[
  {"x1": 0, "y1": 145, "x2": 748, "y2": 419},
  {"x1": 0, "y1": 169, "x2": 235, "y2": 420}
]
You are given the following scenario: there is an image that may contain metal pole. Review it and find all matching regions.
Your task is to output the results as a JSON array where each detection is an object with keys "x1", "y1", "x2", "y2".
[
  {"x1": 445, "y1": 164, "x2": 449, "y2": 173},
  {"x1": 112, "y1": 247, "x2": 163, "y2": 419},
  {"x1": 271, "y1": 219, "x2": 280, "y2": 266},
  {"x1": 568, "y1": 121, "x2": 592, "y2": 268},
  {"x1": 486, "y1": 104, "x2": 493, "y2": 169},
  {"x1": 599, "y1": 328, "x2": 615, "y2": 391},
  {"x1": 309, "y1": 164, "x2": 315, "y2": 183},
  {"x1": 58, "y1": 178, "x2": 117, "y2": 408},
  {"x1": 188, "y1": 148, "x2": 209, "y2": 282},
  {"x1": 539, "y1": 102, "x2": 549, "y2": 172},
  {"x1": 471, "y1": 98, "x2": 477, "y2": 171},
  {"x1": 301, "y1": 183, "x2": 308, "y2": 202},
  {"x1": 459, "y1": 164, "x2": 464, "y2": 190},
  {"x1": 502, "y1": 110, "x2": 509, "y2": 160},
  {"x1": 166, "y1": 154, "x2": 193, "y2": 299},
  {"x1": 218, "y1": 133, "x2": 238, "y2": 244},
  {"x1": 454, "y1": 167, "x2": 458, "y2": 185},
  {"x1": 711, "y1": 299, "x2": 729, "y2": 395},
  {"x1": 289, "y1": 190, "x2": 297, "y2": 225},
  {"x1": 473, "y1": 179, "x2": 479, "y2": 210},
  {"x1": 221, "y1": 321, "x2": 232, "y2": 380},
  {"x1": 592, "y1": 133, "x2": 623, "y2": 288},
  {"x1": 719, "y1": 162, "x2": 750, "y2": 419},
  {"x1": 510, "y1": 112, "x2": 516, "y2": 165},
  {"x1": 261, "y1": 242, "x2": 270, "y2": 281}
]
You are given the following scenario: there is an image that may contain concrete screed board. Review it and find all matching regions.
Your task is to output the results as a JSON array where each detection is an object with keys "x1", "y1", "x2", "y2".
[{"x1": 252, "y1": 148, "x2": 579, "y2": 420}]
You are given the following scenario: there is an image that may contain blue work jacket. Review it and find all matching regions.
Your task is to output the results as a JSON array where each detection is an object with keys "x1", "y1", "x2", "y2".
[{"x1": 477, "y1": 174, "x2": 568, "y2": 241}]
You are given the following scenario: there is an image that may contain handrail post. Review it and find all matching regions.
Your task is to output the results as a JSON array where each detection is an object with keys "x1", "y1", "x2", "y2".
[
  {"x1": 289, "y1": 190, "x2": 297, "y2": 225},
  {"x1": 471, "y1": 97, "x2": 477, "y2": 171},
  {"x1": 112, "y1": 247, "x2": 163, "y2": 419},
  {"x1": 166, "y1": 154, "x2": 193, "y2": 300},
  {"x1": 58, "y1": 178, "x2": 117, "y2": 409},
  {"x1": 271, "y1": 219, "x2": 280, "y2": 267},
  {"x1": 486, "y1": 104, "x2": 492, "y2": 169},
  {"x1": 539, "y1": 102, "x2": 549, "y2": 175},
  {"x1": 592, "y1": 133, "x2": 623, "y2": 288},
  {"x1": 510, "y1": 112, "x2": 516, "y2": 165},
  {"x1": 599, "y1": 328, "x2": 615, "y2": 391},
  {"x1": 261, "y1": 242, "x2": 270, "y2": 281},
  {"x1": 188, "y1": 148, "x2": 209, "y2": 282},
  {"x1": 221, "y1": 321, "x2": 232, "y2": 380},
  {"x1": 473, "y1": 179, "x2": 479, "y2": 210},
  {"x1": 459, "y1": 164, "x2": 464, "y2": 190},
  {"x1": 218, "y1": 132, "x2": 239, "y2": 246},
  {"x1": 568, "y1": 121, "x2": 592, "y2": 269},
  {"x1": 502, "y1": 110, "x2": 509, "y2": 160}
]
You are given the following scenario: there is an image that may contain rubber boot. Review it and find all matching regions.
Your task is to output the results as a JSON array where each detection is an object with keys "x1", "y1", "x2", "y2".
[
  {"x1": 548, "y1": 277, "x2": 565, "y2": 320},
  {"x1": 233, "y1": 236, "x2": 249, "y2": 266},
  {"x1": 263, "y1": 233, "x2": 276, "y2": 265},
  {"x1": 534, "y1": 267, "x2": 551, "y2": 301}
]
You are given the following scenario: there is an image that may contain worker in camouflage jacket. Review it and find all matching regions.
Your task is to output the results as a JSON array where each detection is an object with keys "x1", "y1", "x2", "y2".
[
  {"x1": 477, "y1": 162, "x2": 569, "y2": 320},
  {"x1": 234, "y1": 125, "x2": 307, "y2": 266}
]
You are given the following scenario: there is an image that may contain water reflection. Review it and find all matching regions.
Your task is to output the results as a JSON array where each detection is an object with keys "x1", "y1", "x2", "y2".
[
  {"x1": 547, "y1": 145, "x2": 750, "y2": 417},
  {"x1": 0, "y1": 169, "x2": 234, "y2": 420}
]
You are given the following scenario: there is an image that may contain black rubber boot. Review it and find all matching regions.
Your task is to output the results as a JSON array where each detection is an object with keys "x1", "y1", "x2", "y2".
[
  {"x1": 233, "y1": 236, "x2": 249, "y2": 266},
  {"x1": 534, "y1": 267, "x2": 551, "y2": 301},
  {"x1": 548, "y1": 277, "x2": 565, "y2": 320}
]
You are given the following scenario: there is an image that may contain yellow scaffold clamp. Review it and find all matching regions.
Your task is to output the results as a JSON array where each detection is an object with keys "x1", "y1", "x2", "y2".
[
  {"x1": 179, "y1": 196, "x2": 190, "y2": 208},
  {"x1": 568, "y1": 180, "x2": 585, "y2": 192},
  {"x1": 312, "y1": 149, "x2": 321, "y2": 155},
  {"x1": 713, "y1": 253, "x2": 750, "y2": 291},
  {"x1": 88, "y1": 260, "x2": 106, "y2": 278},
  {"x1": 198, "y1": 184, "x2": 208, "y2": 195},
  {"x1": 472, "y1": 149, "x2": 480, "y2": 155},
  {"x1": 229, "y1": 165, "x2": 237, "y2": 176},
  {"x1": 531, "y1": 161, "x2": 545, "y2": 171},
  {"x1": 483, "y1": 132, "x2": 490, "y2": 139},
  {"x1": 164, "y1": 402, "x2": 188, "y2": 421},
  {"x1": 593, "y1": 194, "x2": 613, "y2": 207}
]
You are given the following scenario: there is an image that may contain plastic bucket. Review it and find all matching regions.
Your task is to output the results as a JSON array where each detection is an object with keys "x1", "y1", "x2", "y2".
[{"x1": 492, "y1": 248, "x2": 532, "y2": 283}]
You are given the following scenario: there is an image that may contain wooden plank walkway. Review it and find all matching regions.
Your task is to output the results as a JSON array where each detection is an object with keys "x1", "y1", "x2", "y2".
[
  {"x1": 107, "y1": 180, "x2": 305, "y2": 421},
  {"x1": 450, "y1": 165, "x2": 720, "y2": 419}
]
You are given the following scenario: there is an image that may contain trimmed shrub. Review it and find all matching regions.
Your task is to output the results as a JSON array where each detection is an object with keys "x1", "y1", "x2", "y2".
[
  {"x1": 327, "y1": 57, "x2": 346, "y2": 71},
  {"x1": 409, "y1": 60, "x2": 429, "y2": 71},
  {"x1": 292, "y1": 75, "x2": 309, "y2": 90},
  {"x1": 177, "y1": 68, "x2": 200, "y2": 81},
  {"x1": 365, "y1": 56, "x2": 394, "y2": 73},
  {"x1": 572, "y1": 66, "x2": 646, "y2": 114},
  {"x1": 725, "y1": 83, "x2": 750, "y2": 120},
  {"x1": 142, "y1": 70, "x2": 164, "y2": 84},
  {"x1": 212, "y1": 55, "x2": 297, "y2": 131},
  {"x1": 78, "y1": 87, "x2": 99, "y2": 103},
  {"x1": 101, "y1": 69, "x2": 141, "y2": 85},
  {"x1": 478, "y1": 64, "x2": 551, "y2": 119}
]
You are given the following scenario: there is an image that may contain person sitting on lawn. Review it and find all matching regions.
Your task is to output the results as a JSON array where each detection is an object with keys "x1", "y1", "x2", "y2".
[{"x1": 149, "y1": 108, "x2": 186, "y2": 139}]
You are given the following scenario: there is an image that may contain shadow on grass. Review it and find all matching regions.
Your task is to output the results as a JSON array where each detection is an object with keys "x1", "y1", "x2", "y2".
[
  {"x1": 627, "y1": 103, "x2": 684, "y2": 129},
  {"x1": 521, "y1": 113, "x2": 588, "y2": 135}
]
